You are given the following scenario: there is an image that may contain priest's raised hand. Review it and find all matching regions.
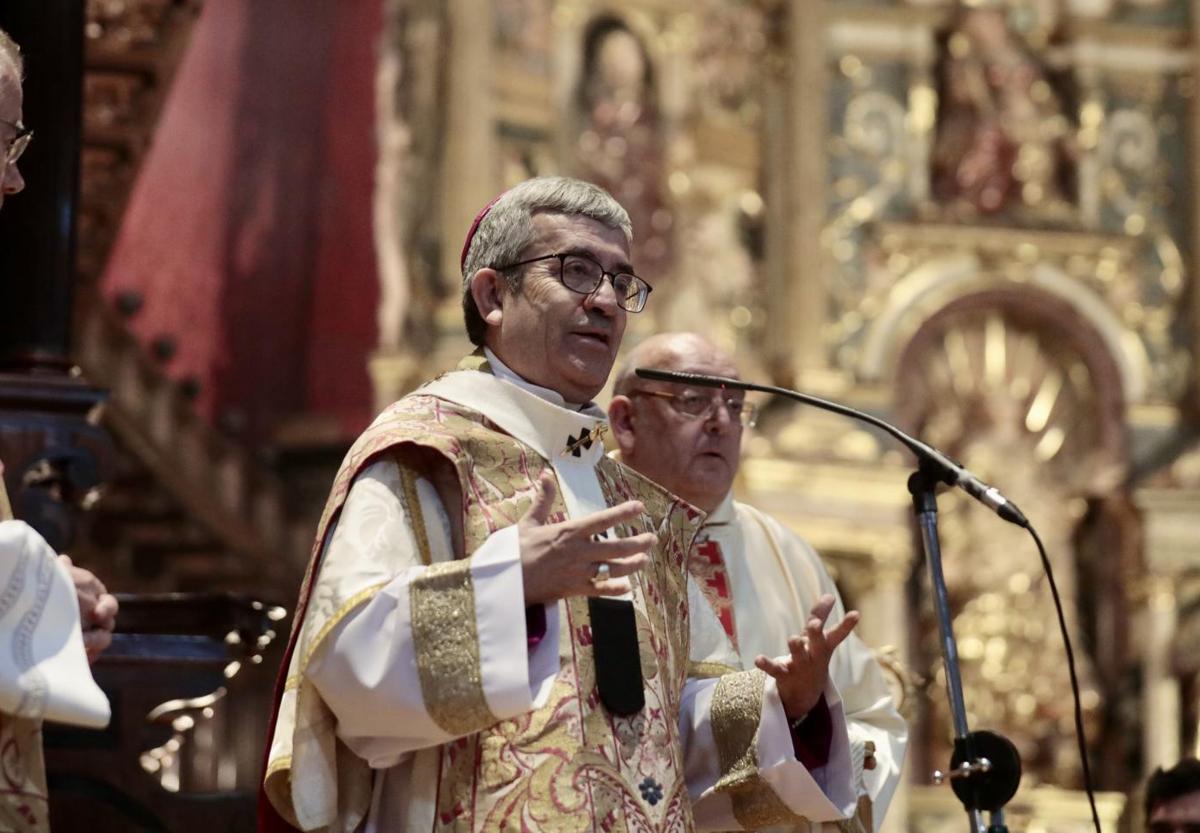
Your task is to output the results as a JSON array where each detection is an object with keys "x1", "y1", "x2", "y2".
[
  {"x1": 518, "y1": 471, "x2": 655, "y2": 603},
  {"x1": 753, "y1": 593, "x2": 862, "y2": 721}
]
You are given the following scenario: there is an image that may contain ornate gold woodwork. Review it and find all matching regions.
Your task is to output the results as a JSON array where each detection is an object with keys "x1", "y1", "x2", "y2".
[
  {"x1": 894, "y1": 288, "x2": 1129, "y2": 787},
  {"x1": 851, "y1": 222, "x2": 1167, "y2": 405},
  {"x1": 823, "y1": 2, "x2": 1193, "y2": 406},
  {"x1": 379, "y1": 0, "x2": 1200, "y2": 823}
]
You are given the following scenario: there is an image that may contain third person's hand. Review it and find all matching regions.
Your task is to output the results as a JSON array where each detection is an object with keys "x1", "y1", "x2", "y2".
[{"x1": 753, "y1": 593, "x2": 859, "y2": 721}]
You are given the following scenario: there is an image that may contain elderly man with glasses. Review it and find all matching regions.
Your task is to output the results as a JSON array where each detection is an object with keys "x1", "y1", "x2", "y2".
[{"x1": 609, "y1": 332, "x2": 908, "y2": 832}]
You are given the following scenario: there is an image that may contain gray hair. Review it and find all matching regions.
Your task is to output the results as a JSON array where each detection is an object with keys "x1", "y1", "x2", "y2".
[
  {"x1": 0, "y1": 29, "x2": 21, "y2": 77},
  {"x1": 460, "y1": 176, "x2": 632, "y2": 346}
]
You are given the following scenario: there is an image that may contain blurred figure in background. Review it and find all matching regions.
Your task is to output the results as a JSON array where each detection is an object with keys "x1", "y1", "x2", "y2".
[
  {"x1": 1145, "y1": 759, "x2": 1200, "y2": 833},
  {"x1": 0, "y1": 27, "x2": 116, "y2": 833}
]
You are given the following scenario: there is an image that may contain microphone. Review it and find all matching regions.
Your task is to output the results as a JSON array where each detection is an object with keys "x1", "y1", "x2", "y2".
[{"x1": 634, "y1": 367, "x2": 1029, "y2": 528}]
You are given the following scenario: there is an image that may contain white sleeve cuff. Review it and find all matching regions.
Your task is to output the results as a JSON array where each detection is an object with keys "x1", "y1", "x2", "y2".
[
  {"x1": 756, "y1": 677, "x2": 858, "y2": 821},
  {"x1": 471, "y1": 525, "x2": 559, "y2": 718}
]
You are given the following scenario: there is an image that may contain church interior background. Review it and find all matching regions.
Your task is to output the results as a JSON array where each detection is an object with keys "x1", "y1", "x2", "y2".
[{"x1": 2, "y1": 0, "x2": 1199, "y2": 830}]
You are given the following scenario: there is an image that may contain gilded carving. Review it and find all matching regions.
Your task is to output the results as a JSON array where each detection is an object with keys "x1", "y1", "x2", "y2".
[
  {"x1": 821, "y1": 5, "x2": 1191, "y2": 402},
  {"x1": 897, "y1": 299, "x2": 1118, "y2": 786}
]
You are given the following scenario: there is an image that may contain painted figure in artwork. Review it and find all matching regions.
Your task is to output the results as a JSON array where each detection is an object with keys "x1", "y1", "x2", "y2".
[
  {"x1": 575, "y1": 16, "x2": 672, "y2": 284},
  {"x1": 930, "y1": 4, "x2": 1076, "y2": 220}
]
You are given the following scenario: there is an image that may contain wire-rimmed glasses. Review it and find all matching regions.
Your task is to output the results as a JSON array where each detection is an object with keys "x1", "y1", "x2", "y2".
[
  {"x1": 1, "y1": 119, "x2": 32, "y2": 167},
  {"x1": 496, "y1": 251, "x2": 653, "y2": 313},
  {"x1": 630, "y1": 389, "x2": 757, "y2": 427}
]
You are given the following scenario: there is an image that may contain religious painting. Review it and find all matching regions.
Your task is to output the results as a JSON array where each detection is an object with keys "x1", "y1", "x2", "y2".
[
  {"x1": 573, "y1": 14, "x2": 672, "y2": 286},
  {"x1": 494, "y1": 0, "x2": 554, "y2": 73},
  {"x1": 929, "y1": 5, "x2": 1078, "y2": 223}
]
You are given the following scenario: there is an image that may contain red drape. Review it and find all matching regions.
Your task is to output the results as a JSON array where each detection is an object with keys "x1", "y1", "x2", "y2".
[{"x1": 101, "y1": 0, "x2": 381, "y2": 444}]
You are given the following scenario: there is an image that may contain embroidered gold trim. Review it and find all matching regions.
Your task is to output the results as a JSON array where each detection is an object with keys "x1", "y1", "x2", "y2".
[
  {"x1": 300, "y1": 583, "x2": 390, "y2": 672},
  {"x1": 399, "y1": 465, "x2": 433, "y2": 567},
  {"x1": 711, "y1": 670, "x2": 766, "y2": 793},
  {"x1": 731, "y1": 779, "x2": 803, "y2": 829},
  {"x1": 284, "y1": 674, "x2": 301, "y2": 692},
  {"x1": 410, "y1": 559, "x2": 497, "y2": 735},
  {"x1": 709, "y1": 669, "x2": 812, "y2": 828},
  {"x1": 457, "y1": 350, "x2": 492, "y2": 373},
  {"x1": 265, "y1": 754, "x2": 293, "y2": 779},
  {"x1": 688, "y1": 661, "x2": 740, "y2": 679}
]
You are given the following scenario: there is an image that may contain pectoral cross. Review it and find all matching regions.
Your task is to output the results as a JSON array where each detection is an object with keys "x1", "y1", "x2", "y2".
[{"x1": 562, "y1": 424, "x2": 607, "y2": 457}]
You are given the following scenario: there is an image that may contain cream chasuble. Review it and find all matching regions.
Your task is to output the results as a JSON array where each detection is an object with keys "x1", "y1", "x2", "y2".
[{"x1": 687, "y1": 494, "x2": 908, "y2": 832}]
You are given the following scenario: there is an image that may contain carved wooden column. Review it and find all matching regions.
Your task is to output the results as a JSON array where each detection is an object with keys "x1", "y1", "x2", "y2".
[
  {"x1": 1191, "y1": 0, "x2": 1200, "y2": 419},
  {"x1": 788, "y1": 0, "x2": 828, "y2": 378},
  {"x1": 761, "y1": 2, "x2": 791, "y2": 382},
  {"x1": 441, "y1": 0, "x2": 495, "y2": 290}
]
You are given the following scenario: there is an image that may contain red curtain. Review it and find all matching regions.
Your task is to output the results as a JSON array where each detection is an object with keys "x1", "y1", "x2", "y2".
[{"x1": 101, "y1": 0, "x2": 382, "y2": 444}]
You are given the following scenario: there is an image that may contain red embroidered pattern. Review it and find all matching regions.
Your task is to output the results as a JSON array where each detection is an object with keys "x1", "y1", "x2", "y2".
[{"x1": 688, "y1": 537, "x2": 738, "y2": 651}]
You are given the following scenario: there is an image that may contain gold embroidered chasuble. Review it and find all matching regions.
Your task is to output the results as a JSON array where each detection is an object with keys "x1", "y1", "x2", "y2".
[
  {"x1": 263, "y1": 360, "x2": 705, "y2": 832},
  {"x1": 0, "y1": 475, "x2": 50, "y2": 833},
  {"x1": 0, "y1": 714, "x2": 48, "y2": 833}
]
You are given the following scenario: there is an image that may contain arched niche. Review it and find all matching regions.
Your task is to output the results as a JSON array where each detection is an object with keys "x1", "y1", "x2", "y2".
[
  {"x1": 892, "y1": 285, "x2": 1134, "y2": 789},
  {"x1": 860, "y1": 254, "x2": 1150, "y2": 406}
]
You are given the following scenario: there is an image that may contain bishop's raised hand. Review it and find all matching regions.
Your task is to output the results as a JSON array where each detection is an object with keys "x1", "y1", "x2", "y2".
[{"x1": 517, "y1": 471, "x2": 656, "y2": 605}]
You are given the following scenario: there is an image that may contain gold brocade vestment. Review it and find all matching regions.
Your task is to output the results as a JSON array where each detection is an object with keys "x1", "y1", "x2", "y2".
[{"x1": 263, "y1": 383, "x2": 704, "y2": 832}]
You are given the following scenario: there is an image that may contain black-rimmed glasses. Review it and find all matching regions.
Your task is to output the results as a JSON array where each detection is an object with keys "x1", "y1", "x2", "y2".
[
  {"x1": 1, "y1": 119, "x2": 32, "y2": 167},
  {"x1": 495, "y1": 251, "x2": 653, "y2": 313},
  {"x1": 630, "y1": 389, "x2": 757, "y2": 427}
]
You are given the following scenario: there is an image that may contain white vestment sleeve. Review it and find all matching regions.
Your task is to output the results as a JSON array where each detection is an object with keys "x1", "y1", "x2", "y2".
[
  {"x1": 761, "y1": 517, "x2": 909, "y2": 830},
  {"x1": 305, "y1": 459, "x2": 559, "y2": 769},
  {"x1": 832, "y1": 630, "x2": 908, "y2": 825},
  {"x1": 681, "y1": 671, "x2": 858, "y2": 831}
]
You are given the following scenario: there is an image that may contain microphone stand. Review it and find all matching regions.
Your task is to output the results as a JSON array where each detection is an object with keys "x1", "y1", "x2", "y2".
[
  {"x1": 911, "y1": 464, "x2": 1000, "y2": 833},
  {"x1": 635, "y1": 368, "x2": 1023, "y2": 833}
]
